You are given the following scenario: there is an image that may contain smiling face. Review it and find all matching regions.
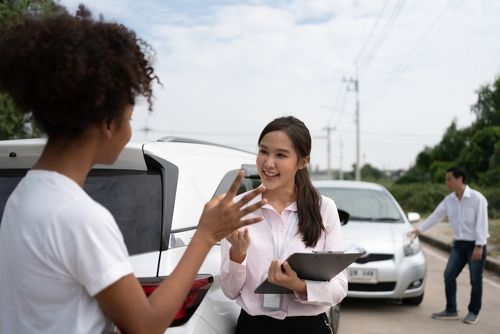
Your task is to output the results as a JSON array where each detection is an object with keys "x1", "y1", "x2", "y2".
[{"x1": 256, "y1": 130, "x2": 307, "y2": 194}]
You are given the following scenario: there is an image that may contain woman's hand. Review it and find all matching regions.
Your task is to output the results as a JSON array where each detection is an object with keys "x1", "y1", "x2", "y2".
[
  {"x1": 195, "y1": 170, "x2": 266, "y2": 246},
  {"x1": 267, "y1": 260, "x2": 307, "y2": 295},
  {"x1": 227, "y1": 228, "x2": 251, "y2": 263}
]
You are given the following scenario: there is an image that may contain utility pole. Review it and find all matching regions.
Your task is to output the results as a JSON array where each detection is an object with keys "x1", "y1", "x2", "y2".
[
  {"x1": 140, "y1": 125, "x2": 152, "y2": 140},
  {"x1": 140, "y1": 113, "x2": 152, "y2": 140},
  {"x1": 343, "y1": 73, "x2": 361, "y2": 181},
  {"x1": 339, "y1": 139, "x2": 344, "y2": 180},
  {"x1": 323, "y1": 125, "x2": 336, "y2": 179}
]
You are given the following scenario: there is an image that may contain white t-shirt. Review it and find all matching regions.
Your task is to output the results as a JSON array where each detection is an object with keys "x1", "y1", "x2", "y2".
[{"x1": 0, "y1": 170, "x2": 133, "y2": 334}]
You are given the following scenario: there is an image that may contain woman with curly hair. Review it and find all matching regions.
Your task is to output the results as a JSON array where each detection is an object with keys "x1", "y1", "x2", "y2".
[{"x1": 0, "y1": 5, "x2": 265, "y2": 334}]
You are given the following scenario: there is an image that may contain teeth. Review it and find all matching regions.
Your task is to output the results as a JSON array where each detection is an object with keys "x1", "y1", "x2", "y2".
[{"x1": 264, "y1": 170, "x2": 279, "y2": 177}]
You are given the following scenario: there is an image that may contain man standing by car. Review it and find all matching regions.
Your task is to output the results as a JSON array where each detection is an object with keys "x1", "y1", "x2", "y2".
[{"x1": 412, "y1": 167, "x2": 489, "y2": 325}]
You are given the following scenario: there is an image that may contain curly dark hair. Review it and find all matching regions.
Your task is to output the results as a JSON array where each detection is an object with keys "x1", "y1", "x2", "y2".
[{"x1": 0, "y1": 5, "x2": 159, "y2": 139}]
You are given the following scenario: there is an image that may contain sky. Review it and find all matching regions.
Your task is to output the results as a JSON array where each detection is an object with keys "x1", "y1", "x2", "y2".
[{"x1": 61, "y1": 0, "x2": 500, "y2": 172}]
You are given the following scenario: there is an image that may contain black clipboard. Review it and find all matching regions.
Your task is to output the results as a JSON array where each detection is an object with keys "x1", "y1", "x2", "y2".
[{"x1": 254, "y1": 251, "x2": 362, "y2": 294}]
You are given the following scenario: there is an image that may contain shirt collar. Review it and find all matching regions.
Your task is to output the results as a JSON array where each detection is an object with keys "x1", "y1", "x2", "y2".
[
  {"x1": 453, "y1": 185, "x2": 471, "y2": 200},
  {"x1": 261, "y1": 200, "x2": 298, "y2": 212},
  {"x1": 462, "y1": 185, "x2": 471, "y2": 198}
]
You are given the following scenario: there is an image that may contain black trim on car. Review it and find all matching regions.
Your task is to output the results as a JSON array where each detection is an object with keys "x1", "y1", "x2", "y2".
[
  {"x1": 142, "y1": 154, "x2": 178, "y2": 252},
  {"x1": 349, "y1": 282, "x2": 396, "y2": 292},
  {"x1": 140, "y1": 151, "x2": 179, "y2": 277},
  {"x1": 170, "y1": 226, "x2": 197, "y2": 233},
  {"x1": 355, "y1": 254, "x2": 394, "y2": 264}
]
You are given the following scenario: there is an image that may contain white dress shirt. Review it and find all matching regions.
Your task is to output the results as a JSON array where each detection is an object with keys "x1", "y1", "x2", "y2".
[
  {"x1": 220, "y1": 193, "x2": 348, "y2": 320},
  {"x1": 418, "y1": 185, "x2": 489, "y2": 246}
]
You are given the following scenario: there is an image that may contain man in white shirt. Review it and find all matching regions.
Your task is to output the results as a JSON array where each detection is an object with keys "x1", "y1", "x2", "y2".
[{"x1": 412, "y1": 167, "x2": 489, "y2": 325}]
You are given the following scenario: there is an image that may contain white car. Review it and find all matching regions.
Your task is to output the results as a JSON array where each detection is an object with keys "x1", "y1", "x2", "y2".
[
  {"x1": 0, "y1": 137, "x2": 342, "y2": 333},
  {"x1": 313, "y1": 180, "x2": 426, "y2": 305},
  {"x1": 0, "y1": 137, "x2": 255, "y2": 333}
]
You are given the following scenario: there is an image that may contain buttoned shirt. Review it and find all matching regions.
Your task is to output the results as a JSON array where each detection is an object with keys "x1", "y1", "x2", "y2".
[
  {"x1": 220, "y1": 193, "x2": 348, "y2": 320},
  {"x1": 418, "y1": 185, "x2": 489, "y2": 246}
]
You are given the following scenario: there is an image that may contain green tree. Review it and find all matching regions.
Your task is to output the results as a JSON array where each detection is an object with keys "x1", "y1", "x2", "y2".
[
  {"x1": 0, "y1": 0, "x2": 60, "y2": 140},
  {"x1": 0, "y1": 0, "x2": 59, "y2": 26},
  {"x1": 457, "y1": 126, "x2": 500, "y2": 181},
  {"x1": 397, "y1": 121, "x2": 470, "y2": 184},
  {"x1": 431, "y1": 120, "x2": 469, "y2": 162},
  {"x1": 0, "y1": 92, "x2": 39, "y2": 139},
  {"x1": 477, "y1": 141, "x2": 500, "y2": 187},
  {"x1": 399, "y1": 74, "x2": 500, "y2": 186},
  {"x1": 471, "y1": 75, "x2": 500, "y2": 128},
  {"x1": 361, "y1": 163, "x2": 386, "y2": 181},
  {"x1": 429, "y1": 160, "x2": 455, "y2": 183}
]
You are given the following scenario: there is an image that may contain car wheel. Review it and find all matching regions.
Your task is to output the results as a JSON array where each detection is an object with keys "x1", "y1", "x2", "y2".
[
  {"x1": 328, "y1": 304, "x2": 340, "y2": 333},
  {"x1": 402, "y1": 293, "x2": 424, "y2": 305}
]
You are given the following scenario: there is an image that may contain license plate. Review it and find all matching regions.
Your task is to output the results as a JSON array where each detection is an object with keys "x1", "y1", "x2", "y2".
[{"x1": 348, "y1": 268, "x2": 378, "y2": 283}]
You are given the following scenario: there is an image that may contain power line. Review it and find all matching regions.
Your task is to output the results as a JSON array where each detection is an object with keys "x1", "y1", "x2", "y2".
[
  {"x1": 325, "y1": 79, "x2": 346, "y2": 125},
  {"x1": 343, "y1": 0, "x2": 405, "y2": 181},
  {"x1": 358, "y1": 0, "x2": 406, "y2": 74},
  {"x1": 354, "y1": 0, "x2": 390, "y2": 66},
  {"x1": 365, "y1": 0, "x2": 464, "y2": 102},
  {"x1": 326, "y1": 1, "x2": 394, "y2": 168},
  {"x1": 314, "y1": 139, "x2": 439, "y2": 146},
  {"x1": 313, "y1": 129, "x2": 442, "y2": 138},
  {"x1": 324, "y1": 87, "x2": 352, "y2": 129},
  {"x1": 329, "y1": 1, "x2": 390, "y2": 127}
]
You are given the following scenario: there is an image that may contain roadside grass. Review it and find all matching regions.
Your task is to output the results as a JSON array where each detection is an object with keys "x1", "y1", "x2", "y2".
[{"x1": 490, "y1": 218, "x2": 500, "y2": 257}]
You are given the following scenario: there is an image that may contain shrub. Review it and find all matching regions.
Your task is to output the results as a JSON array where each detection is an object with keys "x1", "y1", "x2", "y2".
[
  {"x1": 388, "y1": 183, "x2": 447, "y2": 214},
  {"x1": 481, "y1": 187, "x2": 500, "y2": 219}
]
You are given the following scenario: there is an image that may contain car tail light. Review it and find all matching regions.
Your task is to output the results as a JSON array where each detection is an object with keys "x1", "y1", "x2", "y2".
[{"x1": 140, "y1": 274, "x2": 213, "y2": 327}]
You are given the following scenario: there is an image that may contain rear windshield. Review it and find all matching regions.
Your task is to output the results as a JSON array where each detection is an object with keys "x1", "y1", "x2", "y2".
[
  {"x1": 84, "y1": 170, "x2": 163, "y2": 255},
  {"x1": 317, "y1": 187, "x2": 402, "y2": 222},
  {"x1": 0, "y1": 169, "x2": 163, "y2": 255}
]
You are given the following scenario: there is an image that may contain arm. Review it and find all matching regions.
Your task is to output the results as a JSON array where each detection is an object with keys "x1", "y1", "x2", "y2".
[
  {"x1": 97, "y1": 171, "x2": 266, "y2": 334},
  {"x1": 96, "y1": 235, "x2": 213, "y2": 333},
  {"x1": 220, "y1": 228, "x2": 251, "y2": 299},
  {"x1": 472, "y1": 195, "x2": 489, "y2": 261},
  {"x1": 417, "y1": 198, "x2": 448, "y2": 233}
]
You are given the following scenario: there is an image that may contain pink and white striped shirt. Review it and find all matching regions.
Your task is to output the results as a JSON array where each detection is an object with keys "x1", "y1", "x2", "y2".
[{"x1": 220, "y1": 193, "x2": 348, "y2": 319}]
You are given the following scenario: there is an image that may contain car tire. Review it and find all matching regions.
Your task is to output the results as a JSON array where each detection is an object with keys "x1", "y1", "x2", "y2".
[
  {"x1": 402, "y1": 293, "x2": 424, "y2": 305},
  {"x1": 328, "y1": 304, "x2": 340, "y2": 334}
]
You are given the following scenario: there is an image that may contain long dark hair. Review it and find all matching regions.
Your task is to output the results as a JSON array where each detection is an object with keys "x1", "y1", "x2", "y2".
[{"x1": 258, "y1": 116, "x2": 324, "y2": 248}]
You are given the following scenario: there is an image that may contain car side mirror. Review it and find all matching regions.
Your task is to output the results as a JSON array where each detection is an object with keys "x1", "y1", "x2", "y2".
[
  {"x1": 407, "y1": 212, "x2": 421, "y2": 223},
  {"x1": 338, "y1": 209, "x2": 349, "y2": 226},
  {"x1": 242, "y1": 164, "x2": 259, "y2": 179}
]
